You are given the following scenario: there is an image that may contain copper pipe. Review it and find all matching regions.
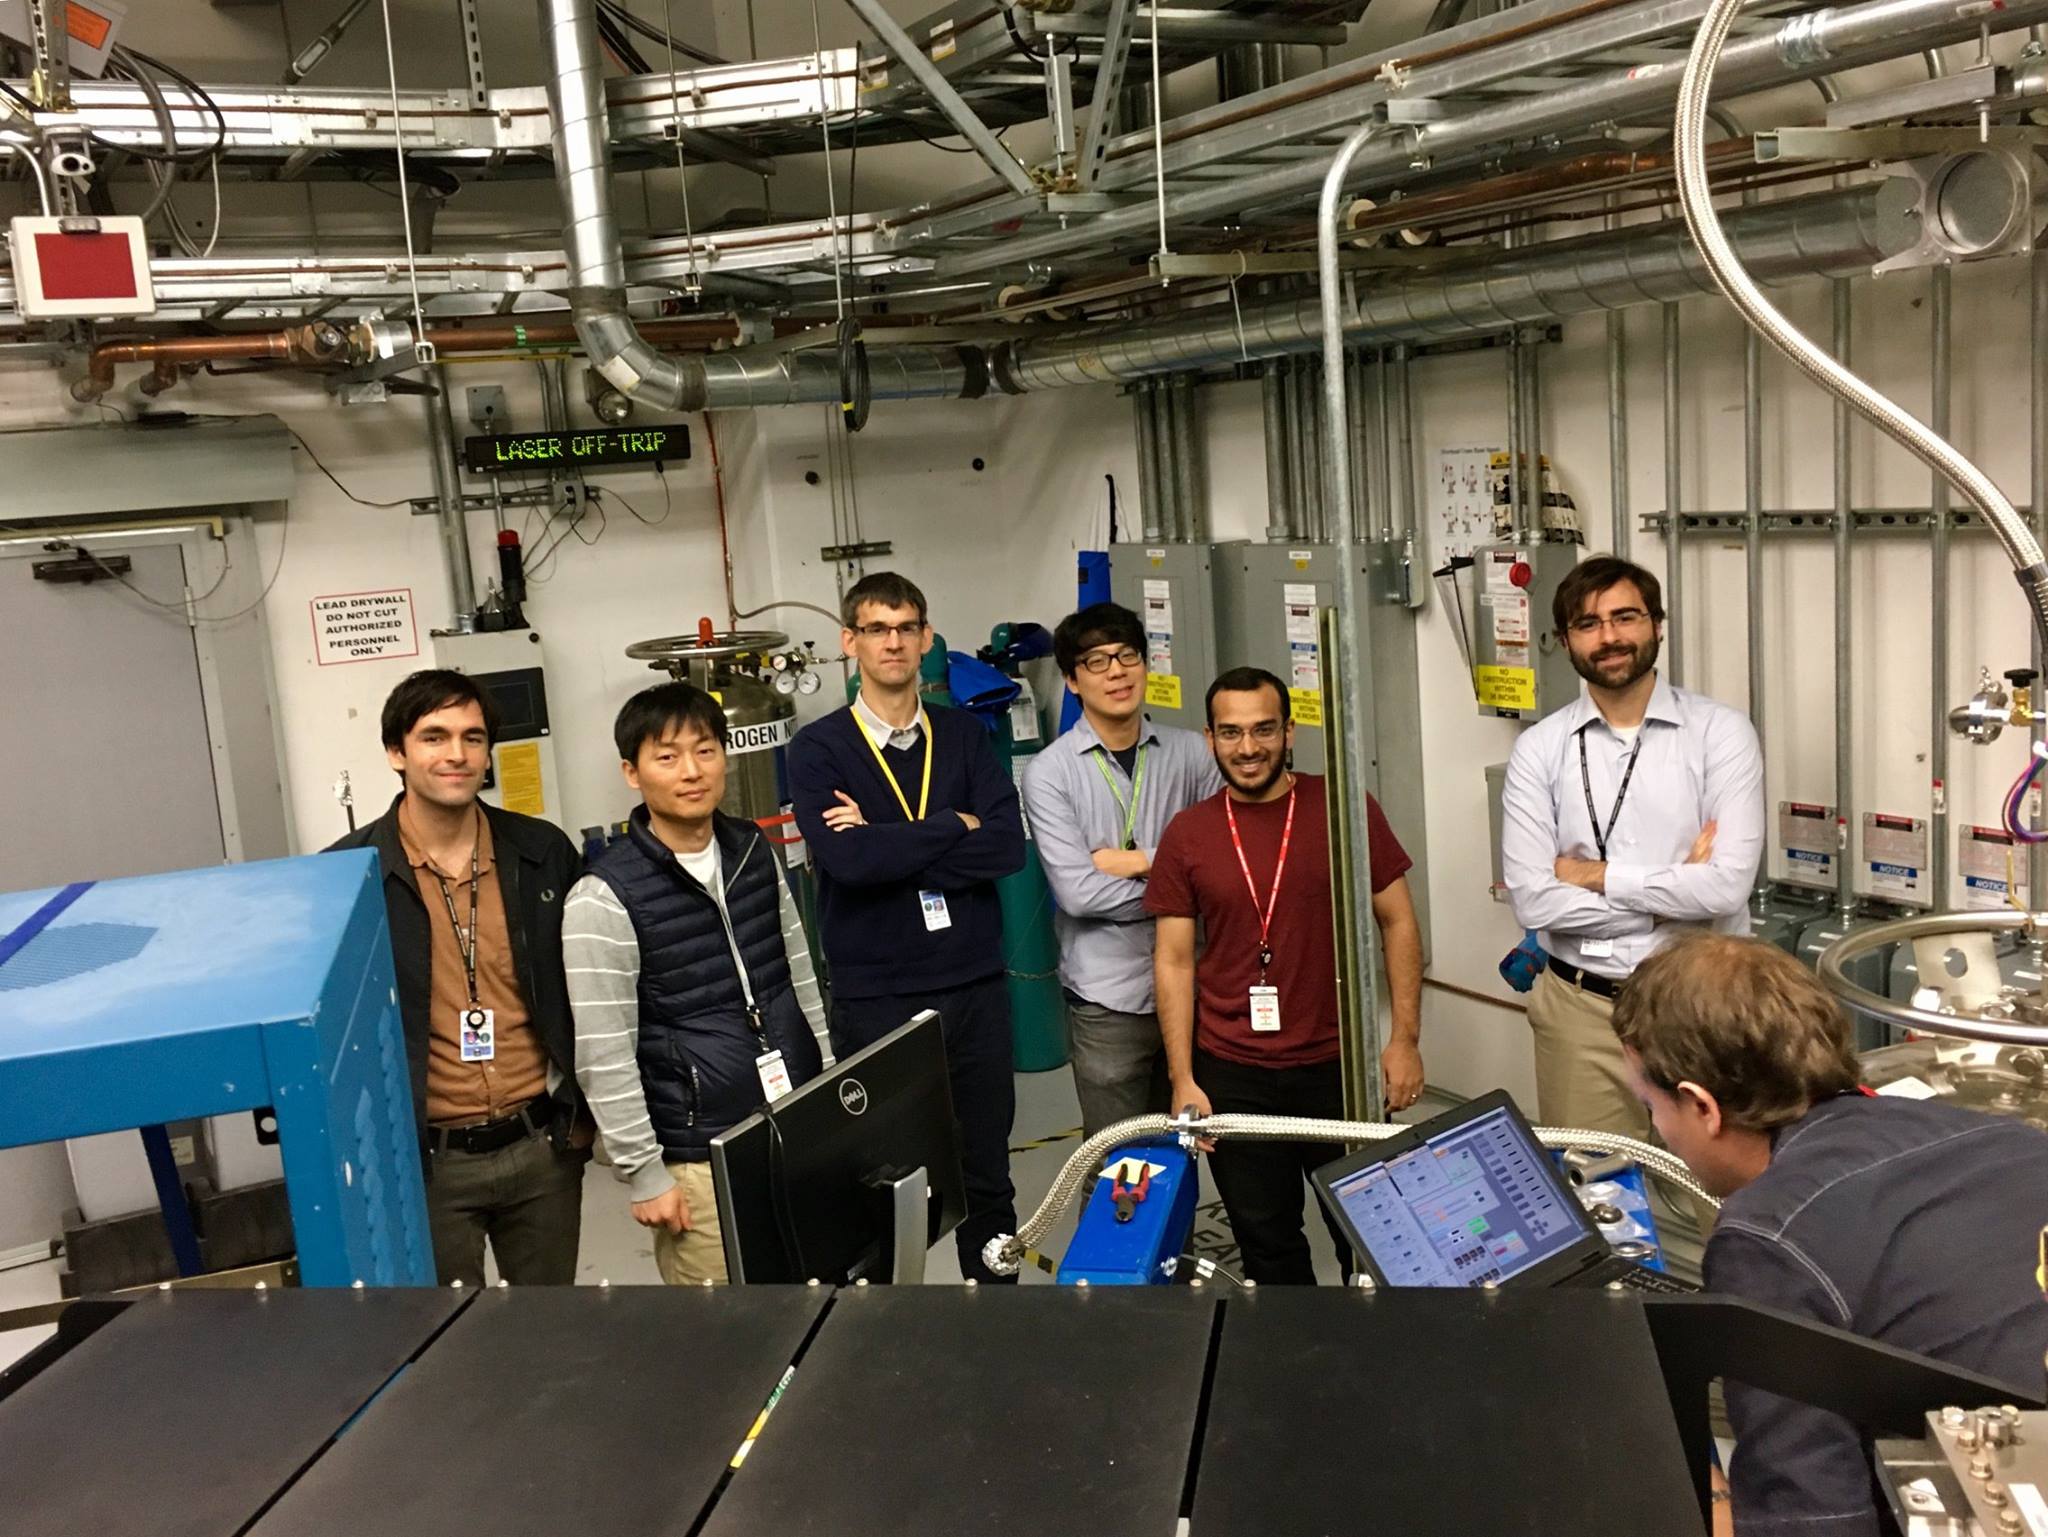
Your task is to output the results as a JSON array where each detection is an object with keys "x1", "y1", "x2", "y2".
[{"x1": 73, "y1": 321, "x2": 347, "y2": 402}]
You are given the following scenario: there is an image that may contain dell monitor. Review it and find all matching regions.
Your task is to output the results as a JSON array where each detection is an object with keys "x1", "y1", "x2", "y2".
[{"x1": 709, "y1": 1010, "x2": 966, "y2": 1284}]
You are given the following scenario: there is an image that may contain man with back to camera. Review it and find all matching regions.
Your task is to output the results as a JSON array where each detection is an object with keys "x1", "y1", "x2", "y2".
[
  {"x1": 1147, "y1": 667, "x2": 1426, "y2": 1284},
  {"x1": 1613, "y1": 932, "x2": 2048, "y2": 1536},
  {"x1": 327, "y1": 669, "x2": 587, "y2": 1285},
  {"x1": 786, "y1": 571, "x2": 1028, "y2": 1283},
  {"x1": 563, "y1": 681, "x2": 828, "y2": 1285},
  {"x1": 1019, "y1": 602, "x2": 1222, "y2": 1138},
  {"x1": 1500, "y1": 555, "x2": 1763, "y2": 1139}
]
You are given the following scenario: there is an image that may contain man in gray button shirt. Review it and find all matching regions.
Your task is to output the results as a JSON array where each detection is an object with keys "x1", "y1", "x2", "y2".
[
  {"x1": 1021, "y1": 603, "x2": 1221, "y2": 1136},
  {"x1": 1501, "y1": 556, "x2": 1763, "y2": 1140}
]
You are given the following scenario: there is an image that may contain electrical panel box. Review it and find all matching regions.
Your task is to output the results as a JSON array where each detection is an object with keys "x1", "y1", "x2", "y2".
[
  {"x1": 432, "y1": 628, "x2": 563, "y2": 829},
  {"x1": 1109, "y1": 541, "x2": 1241, "y2": 738},
  {"x1": 9, "y1": 215, "x2": 154, "y2": 319},
  {"x1": 1465, "y1": 542, "x2": 1579, "y2": 721},
  {"x1": 1215, "y1": 542, "x2": 1334, "y2": 774}
]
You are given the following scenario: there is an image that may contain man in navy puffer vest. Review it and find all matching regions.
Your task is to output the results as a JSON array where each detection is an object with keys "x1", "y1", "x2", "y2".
[{"x1": 566, "y1": 682, "x2": 828, "y2": 1284}]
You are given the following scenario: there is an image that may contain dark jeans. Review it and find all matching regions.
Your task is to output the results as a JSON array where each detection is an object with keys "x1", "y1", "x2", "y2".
[
  {"x1": 425, "y1": 1126, "x2": 587, "y2": 1286},
  {"x1": 1196, "y1": 1047, "x2": 1352, "y2": 1286},
  {"x1": 833, "y1": 975, "x2": 1018, "y2": 1285}
]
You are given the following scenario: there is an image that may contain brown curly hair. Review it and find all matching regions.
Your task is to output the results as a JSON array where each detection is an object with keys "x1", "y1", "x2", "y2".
[{"x1": 1611, "y1": 933, "x2": 1860, "y2": 1132}]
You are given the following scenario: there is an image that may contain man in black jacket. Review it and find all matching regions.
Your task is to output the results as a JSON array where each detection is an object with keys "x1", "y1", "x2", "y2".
[
  {"x1": 566, "y1": 682, "x2": 828, "y2": 1284},
  {"x1": 327, "y1": 669, "x2": 585, "y2": 1285}
]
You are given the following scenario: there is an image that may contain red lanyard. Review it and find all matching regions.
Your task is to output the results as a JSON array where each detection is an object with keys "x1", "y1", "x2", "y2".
[{"x1": 1224, "y1": 780, "x2": 1295, "y2": 979}]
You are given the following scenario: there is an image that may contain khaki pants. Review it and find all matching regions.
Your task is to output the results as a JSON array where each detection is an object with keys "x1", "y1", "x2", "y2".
[
  {"x1": 652, "y1": 1161, "x2": 728, "y2": 1286},
  {"x1": 1526, "y1": 966, "x2": 1714, "y2": 1245},
  {"x1": 1524, "y1": 966, "x2": 1648, "y2": 1139}
]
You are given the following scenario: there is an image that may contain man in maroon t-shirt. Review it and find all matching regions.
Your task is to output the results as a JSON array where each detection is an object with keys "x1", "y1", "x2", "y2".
[{"x1": 1147, "y1": 666, "x2": 1424, "y2": 1285}]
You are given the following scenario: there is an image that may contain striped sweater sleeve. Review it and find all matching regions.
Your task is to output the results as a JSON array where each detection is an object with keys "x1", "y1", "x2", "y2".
[
  {"x1": 564, "y1": 875, "x2": 673, "y2": 1203},
  {"x1": 777, "y1": 862, "x2": 833, "y2": 1067}
]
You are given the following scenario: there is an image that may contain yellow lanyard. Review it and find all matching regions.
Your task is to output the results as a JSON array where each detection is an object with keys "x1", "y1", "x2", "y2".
[{"x1": 853, "y1": 704, "x2": 933, "y2": 821}]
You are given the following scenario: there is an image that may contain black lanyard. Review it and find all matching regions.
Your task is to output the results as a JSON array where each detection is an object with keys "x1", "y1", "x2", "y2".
[
  {"x1": 1578, "y1": 727, "x2": 1644, "y2": 863},
  {"x1": 428, "y1": 823, "x2": 482, "y2": 1007}
]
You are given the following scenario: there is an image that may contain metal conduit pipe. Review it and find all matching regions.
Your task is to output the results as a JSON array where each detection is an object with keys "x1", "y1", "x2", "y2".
[
  {"x1": 1523, "y1": 335, "x2": 1545, "y2": 535},
  {"x1": 1349, "y1": 351, "x2": 1369, "y2": 545},
  {"x1": 939, "y1": 0, "x2": 2048, "y2": 279},
  {"x1": 1607, "y1": 198, "x2": 1631, "y2": 557},
  {"x1": 1744, "y1": 310, "x2": 1767, "y2": 900},
  {"x1": 1664, "y1": 304, "x2": 1684, "y2": 685},
  {"x1": 1294, "y1": 357, "x2": 1323, "y2": 540},
  {"x1": 1395, "y1": 346, "x2": 1417, "y2": 544},
  {"x1": 1153, "y1": 380, "x2": 1182, "y2": 539},
  {"x1": 1262, "y1": 360, "x2": 1294, "y2": 540},
  {"x1": 537, "y1": 0, "x2": 691, "y2": 410},
  {"x1": 426, "y1": 364, "x2": 476, "y2": 628},
  {"x1": 993, "y1": 181, "x2": 1921, "y2": 390},
  {"x1": 1136, "y1": 383, "x2": 1165, "y2": 540},
  {"x1": 1175, "y1": 374, "x2": 1207, "y2": 539},
  {"x1": 1305, "y1": 368, "x2": 1328, "y2": 542},
  {"x1": 2034, "y1": 247, "x2": 2048, "y2": 917},
  {"x1": 1506, "y1": 332, "x2": 1527, "y2": 540},
  {"x1": 1377, "y1": 349, "x2": 1396, "y2": 543},
  {"x1": 1834, "y1": 279, "x2": 1856, "y2": 921},
  {"x1": 1929, "y1": 266, "x2": 1952, "y2": 908}
]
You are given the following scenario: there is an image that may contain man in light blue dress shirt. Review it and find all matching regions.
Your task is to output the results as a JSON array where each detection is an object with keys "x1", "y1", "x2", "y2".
[
  {"x1": 1500, "y1": 556, "x2": 1764, "y2": 1140},
  {"x1": 1020, "y1": 603, "x2": 1221, "y2": 1137}
]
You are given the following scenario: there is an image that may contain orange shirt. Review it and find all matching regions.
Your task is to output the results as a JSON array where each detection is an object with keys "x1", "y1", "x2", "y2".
[{"x1": 398, "y1": 801, "x2": 550, "y2": 1125}]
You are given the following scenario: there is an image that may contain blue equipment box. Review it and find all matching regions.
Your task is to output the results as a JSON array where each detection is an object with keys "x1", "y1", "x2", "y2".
[
  {"x1": 0, "y1": 852, "x2": 433, "y2": 1286},
  {"x1": 1058, "y1": 1138, "x2": 1199, "y2": 1286}
]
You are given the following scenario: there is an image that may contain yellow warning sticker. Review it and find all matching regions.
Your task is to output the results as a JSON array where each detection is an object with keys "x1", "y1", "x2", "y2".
[
  {"x1": 1474, "y1": 664, "x2": 1537, "y2": 712},
  {"x1": 1145, "y1": 673, "x2": 1183, "y2": 710},
  {"x1": 496, "y1": 741, "x2": 545, "y2": 816},
  {"x1": 1289, "y1": 687, "x2": 1323, "y2": 727}
]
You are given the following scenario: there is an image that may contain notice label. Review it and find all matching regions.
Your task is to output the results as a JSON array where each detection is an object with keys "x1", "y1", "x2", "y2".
[
  {"x1": 1142, "y1": 577, "x2": 1175, "y2": 675},
  {"x1": 1778, "y1": 801, "x2": 1837, "y2": 891},
  {"x1": 1284, "y1": 583, "x2": 1322, "y2": 694},
  {"x1": 727, "y1": 715, "x2": 793, "y2": 757},
  {"x1": 1864, "y1": 812, "x2": 1929, "y2": 907},
  {"x1": 495, "y1": 741, "x2": 545, "y2": 816},
  {"x1": 311, "y1": 588, "x2": 418, "y2": 666},
  {"x1": 1289, "y1": 687, "x2": 1323, "y2": 727},
  {"x1": 1473, "y1": 664, "x2": 1536, "y2": 713},
  {"x1": 1433, "y1": 445, "x2": 1500, "y2": 562},
  {"x1": 1960, "y1": 823, "x2": 2027, "y2": 911},
  {"x1": 1145, "y1": 673, "x2": 1183, "y2": 711}
]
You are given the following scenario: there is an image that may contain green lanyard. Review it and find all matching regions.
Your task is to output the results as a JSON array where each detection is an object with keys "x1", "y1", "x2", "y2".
[{"x1": 1091, "y1": 743, "x2": 1148, "y2": 851}]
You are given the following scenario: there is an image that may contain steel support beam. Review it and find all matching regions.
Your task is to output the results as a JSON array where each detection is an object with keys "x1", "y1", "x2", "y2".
[{"x1": 1077, "y1": 0, "x2": 1141, "y2": 191}]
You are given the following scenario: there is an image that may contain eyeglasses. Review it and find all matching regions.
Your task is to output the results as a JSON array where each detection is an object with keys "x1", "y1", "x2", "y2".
[
  {"x1": 1212, "y1": 722, "x2": 1284, "y2": 745},
  {"x1": 854, "y1": 621, "x2": 927, "y2": 641},
  {"x1": 1565, "y1": 607, "x2": 1652, "y2": 637},
  {"x1": 1078, "y1": 648, "x2": 1144, "y2": 675}
]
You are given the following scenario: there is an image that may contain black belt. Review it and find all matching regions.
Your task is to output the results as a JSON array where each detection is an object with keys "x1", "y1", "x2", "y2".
[
  {"x1": 429, "y1": 1096, "x2": 552, "y2": 1156},
  {"x1": 1547, "y1": 954, "x2": 1625, "y2": 1001}
]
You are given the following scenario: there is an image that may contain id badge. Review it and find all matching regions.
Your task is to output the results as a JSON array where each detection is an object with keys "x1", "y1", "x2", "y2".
[
  {"x1": 756, "y1": 1050, "x2": 794, "y2": 1103},
  {"x1": 1248, "y1": 985, "x2": 1282, "y2": 1033},
  {"x1": 459, "y1": 1006, "x2": 496, "y2": 1062},
  {"x1": 1580, "y1": 938, "x2": 1616, "y2": 960},
  {"x1": 919, "y1": 889, "x2": 953, "y2": 932}
]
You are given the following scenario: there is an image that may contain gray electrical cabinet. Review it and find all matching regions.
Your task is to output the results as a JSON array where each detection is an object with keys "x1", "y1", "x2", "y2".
[
  {"x1": 1109, "y1": 540, "x2": 1242, "y2": 738},
  {"x1": 1466, "y1": 542, "x2": 1581, "y2": 721},
  {"x1": 1215, "y1": 542, "x2": 1336, "y2": 774}
]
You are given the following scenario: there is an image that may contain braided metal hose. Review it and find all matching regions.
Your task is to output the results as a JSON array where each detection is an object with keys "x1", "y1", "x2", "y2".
[
  {"x1": 982, "y1": 1112, "x2": 1718, "y2": 1278},
  {"x1": 1670, "y1": 0, "x2": 2048, "y2": 640}
]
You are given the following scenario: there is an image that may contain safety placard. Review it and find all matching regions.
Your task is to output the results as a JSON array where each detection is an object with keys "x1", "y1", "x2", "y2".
[
  {"x1": 1433, "y1": 446, "x2": 1500, "y2": 562},
  {"x1": 1142, "y1": 577, "x2": 1174, "y2": 676},
  {"x1": 1145, "y1": 673, "x2": 1183, "y2": 710},
  {"x1": 1472, "y1": 664, "x2": 1535, "y2": 712},
  {"x1": 1959, "y1": 823, "x2": 2027, "y2": 911},
  {"x1": 1284, "y1": 582, "x2": 1321, "y2": 695},
  {"x1": 1289, "y1": 688, "x2": 1323, "y2": 727},
  {"x1": 1778, "y1": 801, "x2": 1837, "y2": 890},
  {"x1": 495, "y1": 742, "x2": 545, "y2": 816},
  {"x1": 1864, "y1": 812, "x2": 1929, "y2": 907},
  {"x1": 310, "y1": 587, "x2": 418, "y2": 666}
]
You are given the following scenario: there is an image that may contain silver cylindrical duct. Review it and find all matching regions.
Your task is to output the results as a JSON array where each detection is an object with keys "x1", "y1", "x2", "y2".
[
  {"x1": 1664, "y1": 304, "x2": 1684, "y2": 686},
  {"x1": 695, "y1": 346, "x2": 981, "y2": 408},
  {"x1": 1928, "y1": 266, "x2": 1952, "y2": 907},
  {"x1": 1136, "y1": 383, "x2": 1164, "y2": 541},
  {"x1": 537, "y1": 0, "x2": 691, "y2": 409},
  {"x1": 1834, "y1": 279, "x2": 1856, "y2": 921},
  {"x1": 1262, "y1": 360, "x2": 1293, "y2": 540},
  {"x1": 995, "y1": 180, "x2": 1920, "y2": 391}
]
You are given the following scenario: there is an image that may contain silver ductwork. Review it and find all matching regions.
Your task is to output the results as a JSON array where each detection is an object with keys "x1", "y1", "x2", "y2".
[{"x1": 989, "y1": 179, "x2": 1920, "y2": 392}]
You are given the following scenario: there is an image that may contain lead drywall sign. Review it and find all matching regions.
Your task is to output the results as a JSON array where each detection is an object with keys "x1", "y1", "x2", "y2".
[{"x1": 311, "y1": 588, "x2": 420, "y2": 666}]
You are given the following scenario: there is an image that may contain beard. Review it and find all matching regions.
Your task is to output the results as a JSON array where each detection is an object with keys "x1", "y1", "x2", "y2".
[
  {"x1": 1570, "y1": 629, "x2": 1661, "y2": 691},
  {"x1": 1219, "y1": 751, "x2": 1289, "y2": 798}
]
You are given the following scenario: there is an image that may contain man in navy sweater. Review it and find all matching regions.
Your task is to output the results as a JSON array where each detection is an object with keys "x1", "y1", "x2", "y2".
[{"x1": 788, "y1": 571, "x2": 1028, "y2": 1282}]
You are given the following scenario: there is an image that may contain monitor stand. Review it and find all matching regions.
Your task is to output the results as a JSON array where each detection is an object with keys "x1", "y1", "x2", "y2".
[{"x1": 861, "y1": 1165, "x2": 930, "y2": 1285}]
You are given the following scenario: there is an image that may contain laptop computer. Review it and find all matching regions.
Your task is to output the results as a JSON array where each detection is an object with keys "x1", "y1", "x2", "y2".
[{"x1": 1310, "y1": 1088, "x2": 1699, "y2": 1294}]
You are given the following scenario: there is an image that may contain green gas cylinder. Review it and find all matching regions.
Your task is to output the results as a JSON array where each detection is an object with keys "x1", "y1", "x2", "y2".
[{"x1": 990, "y1": 669, "x2": 1069, "y2": 1073}]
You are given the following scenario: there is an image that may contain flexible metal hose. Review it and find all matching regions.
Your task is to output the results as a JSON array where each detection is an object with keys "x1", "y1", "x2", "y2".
[
  {"x1": 983, "y1": 1113, "x2": 1718, "y2": 1277},
  {"x1": 1670, "y1": 1, "x2": 2048, "y2": 641}
]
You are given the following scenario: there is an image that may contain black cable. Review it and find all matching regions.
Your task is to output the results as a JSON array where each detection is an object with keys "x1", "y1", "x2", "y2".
[
  {"x1": 115, "y1": 48, "x2": 227, "y2": 163},
  {"x1": 597, "y1": 0, "x2": 728, "y2": 67},
  {"x1": 1002, "y1": 4, "x2": 1075, "y2": 61},
  {"x1": 836, "y1": 317, "x2": 870, "y2": 433},
  {"x1": 873, "y1": 107, "x2": 998, "y2": 155},
  {"x1": 286, "y1": 429, "x2": 412, "y2": 509},
  {"x1": 761, "y1": 1102, "x2": 811, "y2": 1280},
  {"x1": 600, "y1": 484, "x2": 670, "y2": 527}
]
